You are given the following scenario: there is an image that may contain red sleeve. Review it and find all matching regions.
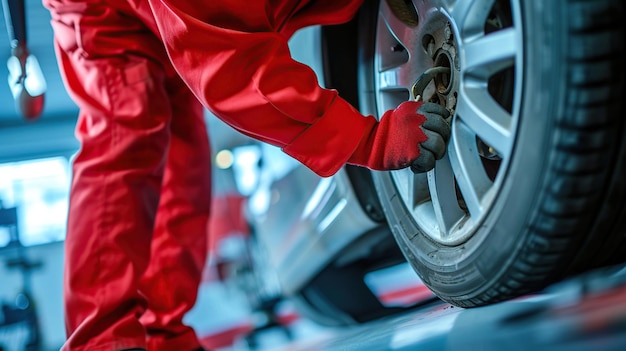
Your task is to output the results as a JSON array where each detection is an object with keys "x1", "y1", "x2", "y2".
[{"x1": 147, "y1": 0, "x2": 373, "y2": 177}]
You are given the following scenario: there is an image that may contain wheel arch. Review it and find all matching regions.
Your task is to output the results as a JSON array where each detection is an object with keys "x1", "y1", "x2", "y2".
[{"x1": 320, "y1": 8, "x2": 387, "y2": 224}]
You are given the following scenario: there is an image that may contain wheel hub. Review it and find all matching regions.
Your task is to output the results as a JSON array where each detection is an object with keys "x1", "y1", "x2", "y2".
[{"x1": 425, "y1": 22, "x2": 459, "y2": 113}]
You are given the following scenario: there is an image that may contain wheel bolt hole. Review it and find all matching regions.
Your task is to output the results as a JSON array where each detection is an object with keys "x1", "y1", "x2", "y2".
[
  {"x1": 434, "y1": 51, "x2": 453, "y2": 94},
  {"x1": 422, "y1": 34, "x2": 436, "y2": 56}
]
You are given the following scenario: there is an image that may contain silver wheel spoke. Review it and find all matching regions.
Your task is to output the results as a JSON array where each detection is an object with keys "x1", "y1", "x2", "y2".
[
  {"x1": 448, "y1": 0, "x2": 496, "y2": 39},
  {"x1": 456, "y1": 87, "x2": 513, "y2": 157},
  {"x1": 455, "y1": 28, "x2": 517, "y2": 157},
  {"x1": 463, "y1": 28, "x2": 517, "y2": 79},
  {"x1": 428, "y1": 155, "x2": 466, "y2": 238},
  {"x1": 378, "y1": 65, "x2": 415, "y2": 92},
  {"x1": 380, "y1": 0, "x2": 420, "y2": 54},
  {"x1": 448, "y1": 121, "x2": 494, "y2": 218}
]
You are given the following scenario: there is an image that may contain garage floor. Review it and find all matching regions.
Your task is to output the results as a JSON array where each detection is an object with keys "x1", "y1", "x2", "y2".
[{"x1": 218, "y1": 263, "x2": 626, "y2": 351}]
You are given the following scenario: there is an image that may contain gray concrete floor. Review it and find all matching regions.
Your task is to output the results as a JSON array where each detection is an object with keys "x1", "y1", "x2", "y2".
[{"x1": 226, "y1": 264, "x2": 626, "y2": 351}]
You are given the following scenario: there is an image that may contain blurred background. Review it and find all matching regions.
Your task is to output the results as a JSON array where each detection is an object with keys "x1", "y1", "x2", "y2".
[{"x1": 0, "y1": 2, "x2": 428, "y2": 350}]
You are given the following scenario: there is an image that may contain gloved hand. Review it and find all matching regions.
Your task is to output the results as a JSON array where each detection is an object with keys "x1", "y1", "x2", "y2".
[{"x1": 348, "y1": 101, "x2": 451, "y2": 173}]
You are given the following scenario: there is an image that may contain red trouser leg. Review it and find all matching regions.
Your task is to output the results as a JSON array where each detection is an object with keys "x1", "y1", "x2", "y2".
[
  {"x1": 139, "y1": 77, "x2": 211, "y2": 351},
  {"x1": 47, "y1": 2, "x2": 211, "y2": 350}
]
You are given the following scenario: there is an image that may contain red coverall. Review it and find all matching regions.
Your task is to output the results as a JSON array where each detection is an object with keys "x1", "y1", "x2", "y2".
[{"x1": 42, "y1": 0, "x2": 374, "y2": 350}]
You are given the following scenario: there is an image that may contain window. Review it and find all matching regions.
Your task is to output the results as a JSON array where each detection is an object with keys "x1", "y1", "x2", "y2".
[{"x1": 0, "y1": 157, "x2": 70, "y2": 247}]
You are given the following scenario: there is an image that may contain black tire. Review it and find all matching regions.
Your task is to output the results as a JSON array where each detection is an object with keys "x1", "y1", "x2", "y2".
[{"x1": 358, "y1": 0, "x2": 626, "y2": 307}]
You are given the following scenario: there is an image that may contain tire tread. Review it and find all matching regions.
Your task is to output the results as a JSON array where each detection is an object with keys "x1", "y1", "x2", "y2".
[{"x1": 476, "y1": 0, "x2": 626, "y2": 306}]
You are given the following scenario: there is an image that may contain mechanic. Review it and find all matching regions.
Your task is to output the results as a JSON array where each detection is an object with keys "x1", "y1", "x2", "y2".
[{"x1": 42, "y1": 0, "x2": 451, "y2": 350}]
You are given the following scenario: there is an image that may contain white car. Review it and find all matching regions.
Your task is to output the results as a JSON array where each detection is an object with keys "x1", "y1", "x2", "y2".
[{"x1": 242, "y1": 0, "x2": 626, "y2": 325}]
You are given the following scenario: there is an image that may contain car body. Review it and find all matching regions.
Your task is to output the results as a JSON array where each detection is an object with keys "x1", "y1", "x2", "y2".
[{"x1": 242, "y1": 0, "x2": 626, "y2": 324}]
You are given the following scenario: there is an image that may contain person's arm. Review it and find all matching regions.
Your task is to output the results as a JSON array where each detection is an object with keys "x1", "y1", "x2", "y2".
[
  {"x1": 148, "y1": 0, "x2": 450, "y2": 176},
  {"x1": 148, "y1": 0, "x2": 369, "y2": 177}
]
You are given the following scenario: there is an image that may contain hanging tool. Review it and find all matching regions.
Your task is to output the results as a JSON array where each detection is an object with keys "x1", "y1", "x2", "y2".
[{"x1": 2, "y1": 0, "x2": 46, "y2": 120}]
